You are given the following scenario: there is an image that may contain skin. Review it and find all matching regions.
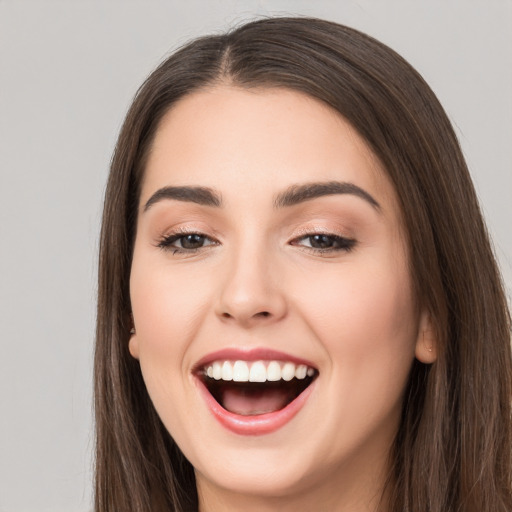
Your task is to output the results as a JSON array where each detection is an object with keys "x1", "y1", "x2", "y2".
[{"x1": 128, "y1": 85, "x2": 436, "y2": 512}]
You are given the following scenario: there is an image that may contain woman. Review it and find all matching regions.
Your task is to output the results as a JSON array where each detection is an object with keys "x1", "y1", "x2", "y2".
[{"x1": 94, "y1": 17, "x2": 512, "y2": 512}]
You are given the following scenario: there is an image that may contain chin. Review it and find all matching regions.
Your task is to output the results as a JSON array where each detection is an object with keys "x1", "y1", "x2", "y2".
[{"x1": 194, "y1": 451, "x2": 318, "y2": 499}]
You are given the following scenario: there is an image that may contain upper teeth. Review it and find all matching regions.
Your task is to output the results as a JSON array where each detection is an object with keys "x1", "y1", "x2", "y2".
[{"x1": 204, "y1": 360, "x2": 315, "y2": 383}]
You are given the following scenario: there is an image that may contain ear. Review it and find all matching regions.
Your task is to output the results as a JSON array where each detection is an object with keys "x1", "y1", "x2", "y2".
[
  {"x1": 128, "y1": 333, "x2": 140, "y2": 360},
  {"x1": 128, "y1": 315, "x2": 140, "y2": 360},
  {"x1": 415, "y1": 310, "x2": 437, "y2": 364}
]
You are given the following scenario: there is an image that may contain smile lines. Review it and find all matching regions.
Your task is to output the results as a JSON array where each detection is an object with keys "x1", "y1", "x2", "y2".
[{"x1": 203, "y1": 360, "x2": 316, "y2": 383}]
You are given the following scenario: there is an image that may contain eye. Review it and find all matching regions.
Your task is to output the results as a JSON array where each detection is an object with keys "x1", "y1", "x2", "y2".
[
  {"x1": 157, "y1": 232, "x2": 218, "y2": 253},
  {"x1": 291, "y1": 233, "x2": 356, "y2": 253}
]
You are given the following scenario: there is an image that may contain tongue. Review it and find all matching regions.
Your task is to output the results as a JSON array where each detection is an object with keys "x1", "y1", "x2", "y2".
[{"x1": 221, "y1": 386, "x2": 291, "y2": 416}]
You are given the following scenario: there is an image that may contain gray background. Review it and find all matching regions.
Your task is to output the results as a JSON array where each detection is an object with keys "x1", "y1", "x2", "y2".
[{"x1": 1, "y1": 1, "x2": 510, "y2": 511}]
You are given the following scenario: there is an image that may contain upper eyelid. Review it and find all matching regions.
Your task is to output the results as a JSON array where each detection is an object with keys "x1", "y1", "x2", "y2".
[
  {"x1": 290, "y1": 225, "x2": 354, "y2": 241},
  {"x1": 158, "y1": 228, "x2": 350, "y2": 240},
  {"x1": 291, "y1": 227, "x2": 349, "y2": 237},
  {"x1": 157, "y1": 224, "x2": 352, "y2": 239},
  {"x1": 292, "y1": 232, "x2": 351, "y2": 241},
  {"x1": 159, "y1": 226, "x2": 218, "y2": 240}
]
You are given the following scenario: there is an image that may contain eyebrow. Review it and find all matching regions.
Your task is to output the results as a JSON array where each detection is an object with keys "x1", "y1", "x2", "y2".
[
  {"x1": 143, "y1": 186, "x2": 222, "y2": 212},
  {"x1": 273, "y1": 181, "x2": 381, "y2": 210},
  {"x1": 143, "y1": 180, "x2": 380, "y2": 212}
]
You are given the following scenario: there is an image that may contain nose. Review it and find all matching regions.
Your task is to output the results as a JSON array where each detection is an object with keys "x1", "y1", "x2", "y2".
[{"x1": 215, "y1": 249, "x2": 287, "y2": 328}]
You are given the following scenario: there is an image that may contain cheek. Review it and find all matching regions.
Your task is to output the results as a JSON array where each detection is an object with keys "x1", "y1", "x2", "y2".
[
  {"x1": 289, "y1": 254, "x2": 418, "y2": 456},
  {"x1": 293, "y1": 254, "x2": 418, "y2": 376},
  {"x1": 129, "y1": 254, "x2": 213, "y2": 431},
  {"x1": 130, "y1": 256, "x2": 213, "y2": 358},
  {"x1": 128, "y1": 255, "x2": 215, "y2": 429}
]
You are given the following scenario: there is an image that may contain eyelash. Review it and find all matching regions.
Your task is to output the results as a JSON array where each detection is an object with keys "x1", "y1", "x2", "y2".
[
  {"x1": 157, "y1": 229, "x2": 218, "y2": 255},
  {"x1": 157, "y1": 230, "x2": 356, "y2": 255},
  {"x1": 291, "y1": 233, "x2": 356, "y2": 254}
]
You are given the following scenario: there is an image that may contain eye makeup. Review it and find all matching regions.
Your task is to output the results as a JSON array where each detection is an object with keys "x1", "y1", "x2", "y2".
[
  {"x1": 156, "y1": 227, "x2": 220, "y2": 255},
  {"x1": 156, "y1": 227, "x2": 356, "y2": 257}
]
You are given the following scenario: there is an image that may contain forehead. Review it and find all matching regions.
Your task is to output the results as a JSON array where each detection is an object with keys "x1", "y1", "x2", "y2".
[{"x1": 141, "y1": 85, "x2": 399, "y2": 217}]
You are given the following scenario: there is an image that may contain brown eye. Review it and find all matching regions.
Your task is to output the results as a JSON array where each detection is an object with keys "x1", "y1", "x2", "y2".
[
  {"x1": 157, "y1": 232, "x2": 217, "y2": 252},
  {"x1": 309, "y1": 234, "x2": 337, "y2": 249},
  {"x1": 180, "y1": 234, "x2": 207, "y2": 249},
  {"x1": 292, "y1": 233, "x2": 356, "y2": 253}
]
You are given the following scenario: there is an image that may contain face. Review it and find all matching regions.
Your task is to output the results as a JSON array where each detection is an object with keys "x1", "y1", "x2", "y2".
[{"x1": 129, "y1": 86, "x2": 435, "y2": 509}]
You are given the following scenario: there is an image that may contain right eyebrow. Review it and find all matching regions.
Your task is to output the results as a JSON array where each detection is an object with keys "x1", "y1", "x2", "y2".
[{"x1": 143, "y1": 186, "x2": 222, "y2": 212}]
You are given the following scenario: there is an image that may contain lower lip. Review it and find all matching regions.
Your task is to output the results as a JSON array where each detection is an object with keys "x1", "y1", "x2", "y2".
[{"x1": 196, "y1": 378, "x2": 316, "y2": 436}]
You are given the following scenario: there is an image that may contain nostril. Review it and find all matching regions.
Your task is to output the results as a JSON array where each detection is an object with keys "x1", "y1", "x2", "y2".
[
  {"x1": 220, "y1": 311, "x2": 274, "y2": 321},
  {"x1": 221, "y1": 311, "x2": 270, "y2": 320}
]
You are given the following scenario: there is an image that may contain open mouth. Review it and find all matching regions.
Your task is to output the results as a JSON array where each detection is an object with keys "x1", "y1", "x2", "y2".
[{"x1": 198, "y1": 360, "x2": 318, "y2": 416}]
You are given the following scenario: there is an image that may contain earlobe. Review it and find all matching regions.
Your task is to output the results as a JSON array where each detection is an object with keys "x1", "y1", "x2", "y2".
[
  {"x1": 128, "y1": 334, "x2": 140, "y2": 360},
  {"x1": 415, "y1": 311, "x2": 437, "y2": 364}
]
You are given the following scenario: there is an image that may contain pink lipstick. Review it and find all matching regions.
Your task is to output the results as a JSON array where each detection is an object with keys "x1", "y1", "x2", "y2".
[{"x1": 194, "y1": 348, "x2": 318, "y2": 435}]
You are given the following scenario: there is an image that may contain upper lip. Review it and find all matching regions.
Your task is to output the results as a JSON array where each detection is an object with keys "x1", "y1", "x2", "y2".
[{"x1": 192, "y1": 347, "x2": 318, "y2": 374}]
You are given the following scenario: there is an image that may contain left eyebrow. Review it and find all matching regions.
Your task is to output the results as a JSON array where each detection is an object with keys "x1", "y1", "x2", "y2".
[{"x1": 273, "y1": 181, "x2": 381, "y2": 211}]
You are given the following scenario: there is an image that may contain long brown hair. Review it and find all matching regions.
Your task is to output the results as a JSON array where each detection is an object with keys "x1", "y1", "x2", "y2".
[{"x1": 95, "y1": 17, "x2": 512, "y2": 511}]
